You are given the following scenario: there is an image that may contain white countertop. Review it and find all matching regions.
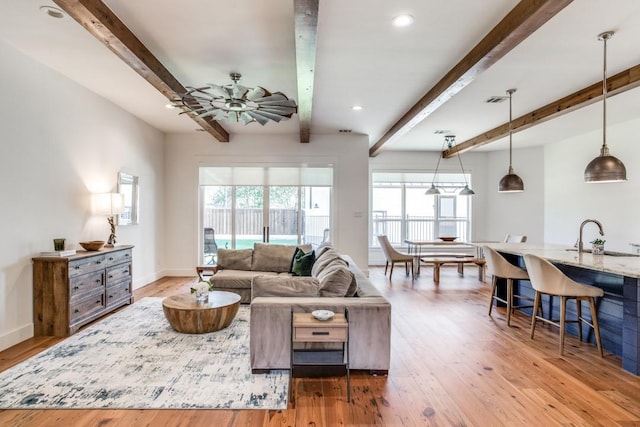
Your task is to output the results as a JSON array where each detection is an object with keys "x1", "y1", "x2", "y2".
[{"x1": 477, "y1": 242, "x2": 640, "y2": 278}]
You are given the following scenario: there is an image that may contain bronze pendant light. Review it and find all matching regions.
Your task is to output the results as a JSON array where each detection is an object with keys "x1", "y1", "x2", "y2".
[
  {"x1": 498, "y1": 89, "x2": 524, "y2": 192},
  {"x1": 584, "y1": 31, "x2": 627, "y2": 183}
]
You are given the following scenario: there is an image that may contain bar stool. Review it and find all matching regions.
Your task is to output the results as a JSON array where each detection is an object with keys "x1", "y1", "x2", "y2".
[
  {"x1": 483, "y1": 246, "x2": 535, "y2": 326},
  {"x1": 523, "y1": 254, "x2": 603, "y2": 356}
]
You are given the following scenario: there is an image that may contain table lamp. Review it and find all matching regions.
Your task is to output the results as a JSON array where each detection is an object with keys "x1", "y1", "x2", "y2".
[{"x1": 92, "y1": 192, "x2": 125, "y2": 246}]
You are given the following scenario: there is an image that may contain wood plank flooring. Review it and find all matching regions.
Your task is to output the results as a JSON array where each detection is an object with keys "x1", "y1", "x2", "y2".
[{"x1": 1, "y1": 267, "x2": 640, "y2": 426}]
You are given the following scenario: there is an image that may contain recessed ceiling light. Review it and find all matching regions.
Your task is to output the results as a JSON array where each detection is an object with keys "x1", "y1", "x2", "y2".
[
  {"x1": 352, "y1": 105, "x2": 363, "y2": 111},
  {"x1": 339, "y1": 129, "x2": 352, "y2": 133},
  {"x1": 392, "y1": 14, "x2": 414, "y2": 27},
  {"x1": 485, "y1": 96, "x2": 508, "y2": 104},
  {"x1": 40, "y1": 6, "x2": 65, "y2": 19}
]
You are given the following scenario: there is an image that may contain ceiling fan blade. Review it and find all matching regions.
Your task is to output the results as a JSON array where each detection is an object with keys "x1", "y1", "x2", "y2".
[
  {"x1": 246, "y1": 86, "x2": 268, "y2": 101},
  {"x1": 246, "y1": 111, "x2": 271, "y2": 126},
  {"x1": 258, "y1": 99, "x2": 298, "y2": 108},
  {"x1": 252, "y1": 93, "x2": 288, "y2": 103},
  {"x1": 207, "y1": 84, "x2": 228, "y2": 99},
  {"x1": 252, "y1": 110, "x2": 289, "y2": 123},
  {"x1": 259, "y1": 106, "x2": 296, "y2": 115},
  {"x1": 230, "y1": 84, "x2": 249, "y2": 100},
  {"x1": 240, "y1": 112, "x2": 255, "y2": 125}
]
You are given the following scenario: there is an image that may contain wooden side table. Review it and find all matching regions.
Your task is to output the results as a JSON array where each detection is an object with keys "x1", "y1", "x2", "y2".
[{"x1": 291, "y1": 311, "x2": 350, "y2": 403}]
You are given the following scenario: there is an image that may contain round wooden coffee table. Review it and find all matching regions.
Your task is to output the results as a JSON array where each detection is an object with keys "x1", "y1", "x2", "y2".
[{"x1": 162, "y1": 291, "x2": 241, "y2": 334}]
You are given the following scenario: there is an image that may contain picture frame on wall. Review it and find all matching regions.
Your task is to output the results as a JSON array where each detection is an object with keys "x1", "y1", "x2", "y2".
[{"x1": 117, "y1": 171, "x2": 139, "y2": 225}]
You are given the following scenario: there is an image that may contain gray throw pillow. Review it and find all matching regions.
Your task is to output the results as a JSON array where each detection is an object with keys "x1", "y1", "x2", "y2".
[{"x1": 317, "y1": 264, "x2": 355, "y2": 297}]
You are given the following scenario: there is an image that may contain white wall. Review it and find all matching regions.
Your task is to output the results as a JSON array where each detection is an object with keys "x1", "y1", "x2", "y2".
[
  {"x1": 545, "y1": 118, "x2": 640, "y2": 252},
  {"x1": 164, "y1": 132, "x2": 369, "y2": 273},
  {"x1": 484, "y1": 146, "x2": 545, "y2": 243},
  {"x1": 0, "y1": 40, "x2": 166, "y2": 351}
]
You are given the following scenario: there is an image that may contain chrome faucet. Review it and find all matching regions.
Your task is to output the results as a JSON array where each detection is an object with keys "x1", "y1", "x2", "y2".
[{"x1": 578, "y1": 219, "x2": 604, "y2": 253}]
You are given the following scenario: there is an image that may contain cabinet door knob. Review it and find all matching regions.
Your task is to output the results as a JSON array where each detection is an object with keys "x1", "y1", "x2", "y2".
[
  {"x1": 74, "y1": 308, "x2": 79, "y2": 313},
  {"x1": 73, "y1": 286, "x2": 79, "y2": 290},
  {"x1": 75, "y1": 266, "x2": 80, "y2": 270},
  {"x1": 96, "y1": 279, "x2": 100, "y2": 283},
  {"x1": 96, "y1": 261, "x2": 102, "y2": 265},
  {"x1": 109, "y1": 257, "x2": 114, "y2": 261},
  {"x1": 108, "y1": 275, "x2": 113, "y2": 279}
]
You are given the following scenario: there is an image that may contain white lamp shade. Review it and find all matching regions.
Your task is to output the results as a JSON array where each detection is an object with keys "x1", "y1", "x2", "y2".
[{"x1": 92, "y1": 193, "x2": 125, "y2": 215}]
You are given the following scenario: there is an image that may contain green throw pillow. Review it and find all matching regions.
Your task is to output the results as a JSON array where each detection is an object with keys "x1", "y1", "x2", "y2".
[{"x1": 290, "y1": 247, "x2": 316, "y2": 276}]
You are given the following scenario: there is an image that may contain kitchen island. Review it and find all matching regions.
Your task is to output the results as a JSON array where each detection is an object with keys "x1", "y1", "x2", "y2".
[{"x1": 480, "y1": 242, "x2": 640, "y2": 375}]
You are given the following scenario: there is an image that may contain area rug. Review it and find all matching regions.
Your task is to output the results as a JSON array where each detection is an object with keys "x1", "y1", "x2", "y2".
[{"x1": 0, "y1": 297, "x2": 288, "y2": 409}]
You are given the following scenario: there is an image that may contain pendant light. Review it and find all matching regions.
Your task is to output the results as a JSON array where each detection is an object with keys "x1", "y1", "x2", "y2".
[
  {"x1": 449, "y1": 135, "x2": 475, "y2": 196},
  {"x1": 584, "y1": 31, "x2": 627, "y2": 183},
  {"x1": 425, "y1": 138, "x2": 445, "y2": 195},
  {"x1": 498, "y1": 89, "x2": 524, "y2": 192}
]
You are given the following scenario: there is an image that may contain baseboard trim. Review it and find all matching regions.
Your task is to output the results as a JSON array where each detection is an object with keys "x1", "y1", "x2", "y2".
[{"x1": 0, "y1": 323, "x2": 34, "y2": 352}]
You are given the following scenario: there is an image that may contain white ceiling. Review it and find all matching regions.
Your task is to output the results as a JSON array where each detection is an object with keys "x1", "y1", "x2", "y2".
[{"x1": 1, "y1": 0, "x2": 639, "y2": 153}]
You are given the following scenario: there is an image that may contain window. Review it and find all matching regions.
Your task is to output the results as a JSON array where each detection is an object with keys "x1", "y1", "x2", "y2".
[
  {"x1": 199, "y1": 166, "x2": 333, "y2": 264},
  {"x1": 371, "y1": 171, "x2": 472, "y2": 246}
]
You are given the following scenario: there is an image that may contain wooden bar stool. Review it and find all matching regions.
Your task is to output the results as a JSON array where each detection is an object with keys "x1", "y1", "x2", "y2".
[
  {"x1": 483, "y1": 246, "x2": 535, "y2": 326},
  {"x1": 523, "y1": 254, "x2": 603, "y2": 356}
]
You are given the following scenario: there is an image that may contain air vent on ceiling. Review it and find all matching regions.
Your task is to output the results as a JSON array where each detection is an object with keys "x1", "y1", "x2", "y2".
[
  {"x1": 339, "y1": 129, "x2": 352, "y2": 133},
  {"x1": 433, "y1": 130, "x2": 451, "y2": 134},
  {"x1": 485, "y1": 96, "x2": 508, "y2": 104}
]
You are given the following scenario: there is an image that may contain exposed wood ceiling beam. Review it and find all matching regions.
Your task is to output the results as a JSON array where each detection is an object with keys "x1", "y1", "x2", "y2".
[
  {"x1": 368, "y1": 0, "x2": 573, "y2": 157},
  {"x1": 294, "y1": 0, "x2": 319, "y2": 143},
  {"x1": 53, "y1": 0, "x2": 229, "y2": 142},
  {"x1": 443, "y1": 64, "x2": 640, "y2": 158}
]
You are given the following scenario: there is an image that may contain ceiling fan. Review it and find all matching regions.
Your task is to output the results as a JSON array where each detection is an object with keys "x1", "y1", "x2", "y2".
[{"x1": 172, "y1": 73, "x2": 298, "y2": 126}]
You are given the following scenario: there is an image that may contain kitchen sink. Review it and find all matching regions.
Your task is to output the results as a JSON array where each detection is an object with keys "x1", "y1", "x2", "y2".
[{"x1": 565, "y1": 248, "x2": 640, "y2": 257}]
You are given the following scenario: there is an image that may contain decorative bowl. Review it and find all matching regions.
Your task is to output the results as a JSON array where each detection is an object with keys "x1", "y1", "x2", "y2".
[
  {"x1": 311, "y1": 310, "x2": 335, "y2": 321},
  {"x1": 79, "y1": 240, "x2": 105, "y2": 251},
  {"x1": 439, "y1": 236, "x2": 458, "y2": 242}
]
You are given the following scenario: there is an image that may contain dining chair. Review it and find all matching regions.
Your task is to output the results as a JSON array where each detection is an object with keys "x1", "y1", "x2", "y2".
[
  {"x1": 483, "y1": 246, "x2": 535, "y2": 326},
  {"x1": 523, "y1": 253, "x2": 603, "y2": 356},
  {"x1": 504, "y1": 234, "x2": 527, "y2": 243},
  {"x1": 377, "y1": 235, "x2": 414, "y2": 279}
]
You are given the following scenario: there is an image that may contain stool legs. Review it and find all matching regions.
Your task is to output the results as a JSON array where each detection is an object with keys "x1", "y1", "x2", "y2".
[
  {"x1": 588, "y1": 297, "x2": 603, "y2": 357},
  {"x1": 531, "y1": 292, "x2": 603, "y2": 358}
]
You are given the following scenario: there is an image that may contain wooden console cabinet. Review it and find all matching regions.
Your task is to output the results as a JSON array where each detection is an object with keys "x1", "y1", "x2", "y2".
[{"x1": 32, "y1": 245, "x2": 134, "y2": 336}]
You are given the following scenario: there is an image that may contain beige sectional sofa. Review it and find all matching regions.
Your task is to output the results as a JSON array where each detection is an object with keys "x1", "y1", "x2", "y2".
[{"x1": 209, "y1": 243, "x2": 391, "y2": 374}]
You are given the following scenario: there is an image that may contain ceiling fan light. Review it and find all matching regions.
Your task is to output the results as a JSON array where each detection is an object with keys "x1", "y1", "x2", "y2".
[{"x1": 499, "y1": 168, "x2": 525, "y2": 192}]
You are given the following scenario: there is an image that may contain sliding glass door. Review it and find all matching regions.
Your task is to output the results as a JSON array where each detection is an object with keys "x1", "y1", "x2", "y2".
[{"x1": 199, "y1": 166, "x2": 332, "y2": 264}]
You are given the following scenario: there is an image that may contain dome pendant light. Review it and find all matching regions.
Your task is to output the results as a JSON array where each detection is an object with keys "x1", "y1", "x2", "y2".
[
  {"x1": 425, "y1": 138, "x2": 446, "y2": 195},
  {"x1": 584, "y1": 31, "x2": 627, "y2": 183},
  {"x1": 498, "y1": 89, "x2": 524, "y2": 192}
]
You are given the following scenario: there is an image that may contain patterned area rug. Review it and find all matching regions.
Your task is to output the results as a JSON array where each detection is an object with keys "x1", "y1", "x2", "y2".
[{"x1": 0, "y1": 298, "x2": 288, "y2": 409}]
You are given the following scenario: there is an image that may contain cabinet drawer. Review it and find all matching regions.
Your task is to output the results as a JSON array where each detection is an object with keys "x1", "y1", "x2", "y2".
[
  {"x1": 106, "y1": 280, "x2": 131, "y2": 306},
  {"x1": 70, "y1": 291, "x2": 105, "y2": 323},
  {"x1": 294, "y1": 326, "x2": 348, "y2": 342},
  {"x1": 69, "y1": 255, "x2": 106, "y2": 277},
  {"x1": 106, "y1": 249, "x2": 132, "y2": 267},
  {"x1": 106, "y1": 263, "x2": 131, "y2": 285},
  {"x1": 69, "y1": 271, "x2": 104, "y2": 298}
]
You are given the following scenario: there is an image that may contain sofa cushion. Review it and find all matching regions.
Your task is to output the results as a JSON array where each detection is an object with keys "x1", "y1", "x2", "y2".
[
  {"x1": 311, "y1": 248, "x2": 347, "y2": 277},
  {"x1": 316, "y1": 263, "x2": 355, "y2": 297},
  {"x1": 210, "y1": 269, "x2": 277, "y2": 289},
  {"x1": 217, "y1": 249, "x2": 253, "y2": 271},
  {"x1": 290, "y1": 247, "x2": 316, "y2": 276},
  {"x1": 252, "y1": 243, "x2": 312, "y2": 273},
  {"x1": 252, "y1": 275, "x2": 320, "y2": 298}
]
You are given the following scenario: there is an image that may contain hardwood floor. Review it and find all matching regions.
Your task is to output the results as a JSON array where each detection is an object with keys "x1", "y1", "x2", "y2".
[{"x1": 2, "y1": 267, "x2": 640, "y2": 426}]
